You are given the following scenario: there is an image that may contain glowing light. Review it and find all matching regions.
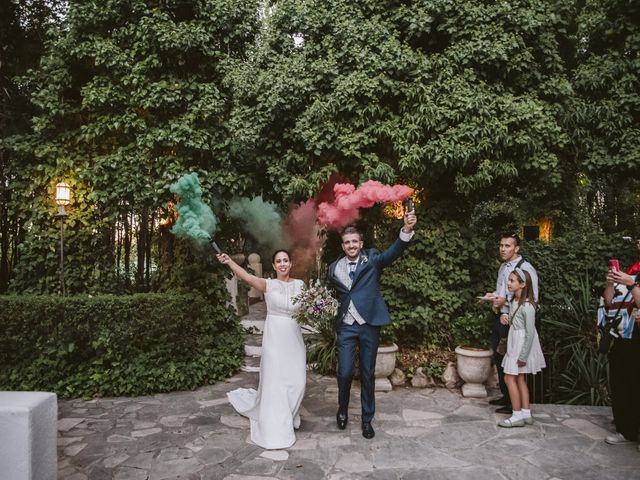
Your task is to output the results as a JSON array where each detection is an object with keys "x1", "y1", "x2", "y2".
[
  {"x1": 55, "y1": 181, "x2": 71, "y2": 206},
  {"x1": 538, "y1": 217, "x2": 553, "y2": 242},
  {"x1": 383, "y1": 190, "x2": 423, "y2": 219}
]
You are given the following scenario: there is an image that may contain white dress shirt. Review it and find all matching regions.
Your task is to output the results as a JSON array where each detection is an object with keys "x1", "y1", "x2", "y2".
[{"x1": 495, "y1": 256, "x2": 539, "y2": 315}]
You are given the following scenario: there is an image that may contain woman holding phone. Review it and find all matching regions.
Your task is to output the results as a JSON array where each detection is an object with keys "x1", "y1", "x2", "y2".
[{"x1": 602, "y1": 259, "x2": 640, "y2": 447}]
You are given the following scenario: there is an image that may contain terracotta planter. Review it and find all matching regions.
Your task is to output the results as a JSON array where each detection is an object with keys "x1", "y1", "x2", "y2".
[
  {"x1": 374, "y1": 343, "x2": 398, "y2": 392},
  {"x1": 455, "y1": 345, "x2": 493, "y2": 398}
]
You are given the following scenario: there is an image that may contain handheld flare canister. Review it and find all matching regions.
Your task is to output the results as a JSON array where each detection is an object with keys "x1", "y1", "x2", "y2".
[
  {"x1": 208, "y1": 236, "x2": 222, "y2": 254},
  {"x1": 402, "y1": 197, "x2": 414, "y2": 214}
]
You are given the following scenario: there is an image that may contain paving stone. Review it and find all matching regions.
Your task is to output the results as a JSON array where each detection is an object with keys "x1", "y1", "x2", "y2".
[
  {"x1": 196, "y1": 447, "x2": 232, "y2": 465},
  {"x1": 231, "y1": 456, "x2": 280, "y2": 476},
  {"x1": 122, "y1": 452, "x2": 156, "y2": 470},
  {"x1": 157, "y1": 446, "x2": 193, "y2": 462},
  {"x1": 107, "y1": 434, "x2": 136, "y2": 443},
  {"x1": 59, "y1": 417, "x2": 85, "y2": 431},
  {"x1": 113, "y1": 466, "x2": 150, "y2": 480},
  {"x1": 278, "y1": 458, "x2": 326, "y2": 480},
  {"x1": 103, "y1": 453, "x2": 130, "y2": 468},
  {"x1": 401, "y1": 466, "x2": 500, "y2": 480},
  {"x1": 184, "y1": 437, "x2": 207, "y2": 452},
  {"x1": 220, "y1": 414, "x2": 250, "y2": 429},
  {"x1": 63, "y1": 443, "x2": 87, "y2": 456},
  {"x1": 159, "y1": 415, "x2": 188, "y2": 427},
  {"x1": 132, "y1": 421, "x2": 157, "y2": 430},
  {"x1": 148, "y1": 458, "x2": 203, "y2": 480},
  {"x1": 402, "y1": 408, "x2": 445, "y2": 423},
  {"x1": 132, "y1": 427, "x2": 162, "y2": 438},
  {"x1": 223, "y1": 475, "x2": 280, "y2": 480},
  {"x1": 63, "y1": 473, "x2": 89, "y2": 480},
  {"x1": 372, "y1": 442, "x2": 471, "y2": 470},
  {"x1": 58, "y1": 436, "x2": 84, "y2": 446},
  {"x1": 260, "y1": 450, "x2": 289, "y2": 461},
  {"x1": 197, "y1": 397, "x2": 229, "y2": 408},
  {"x1": 335, "y1": 452, "x2": 373, "y2": 473},
  {"x1": 562, "y1": 418, "x2": 611, "y2": 440},
  {"x1": 288, "y1": 438, "x2": 318, "y2": 450},
  {"x1": 384, "y1": 426, "x2": 431, "y2": 437}
]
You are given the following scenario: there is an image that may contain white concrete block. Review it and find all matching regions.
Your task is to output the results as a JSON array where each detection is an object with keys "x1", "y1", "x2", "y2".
[{"x1": 0, "y1": 391, "x2": 58, "y2": 480}]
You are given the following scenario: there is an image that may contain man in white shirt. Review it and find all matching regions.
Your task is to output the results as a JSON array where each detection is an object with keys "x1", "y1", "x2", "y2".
[{"x1": 484, "y1": 233, "x2": 538, "y2": 414}]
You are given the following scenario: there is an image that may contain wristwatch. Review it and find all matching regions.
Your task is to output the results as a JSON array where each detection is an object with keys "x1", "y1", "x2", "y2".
[{"x1": 629, "y1": 280, "x2": 640, "y2": 292}]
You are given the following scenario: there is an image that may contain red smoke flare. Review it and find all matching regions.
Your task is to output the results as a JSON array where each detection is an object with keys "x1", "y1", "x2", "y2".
[
  {"x1": 283, "y1": 199, "x2": 326, "y2": 278},
  {"x1": 317, "y1": 180, "x2": 414, "y2": 230}
]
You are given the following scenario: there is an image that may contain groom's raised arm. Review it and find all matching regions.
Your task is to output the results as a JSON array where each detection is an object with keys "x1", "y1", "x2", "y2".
[{"x1": 377, "y1": 209, "x2": 417, "y2": 268}]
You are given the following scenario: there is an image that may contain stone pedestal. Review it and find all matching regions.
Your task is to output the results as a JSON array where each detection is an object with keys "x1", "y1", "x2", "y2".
[
  {"x1": 374, "y1": 343, "x2": 399, "y2": 392},
  {"x1": 247, "y1": 253, "x2": 263, "y2": 301},
  {"x1": 455, "y1": 346, "x2": 493, "y2": 398},
  {"x1": 0, "y1": 391, "x2": 58, "y2": 480}
]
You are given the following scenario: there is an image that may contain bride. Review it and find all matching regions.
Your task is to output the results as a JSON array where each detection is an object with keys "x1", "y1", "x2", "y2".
[{"x1": 216, "y1": 249, "x2": 306, "y2": 449}]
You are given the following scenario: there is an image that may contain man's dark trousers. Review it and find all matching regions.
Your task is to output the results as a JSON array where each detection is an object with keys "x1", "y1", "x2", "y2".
[
  {"x1": 491, "y1": 316, "x2": 510, "y2": 404},
  {"x1": 337, "y1": 322, "x2": 379, "y2": 423}
]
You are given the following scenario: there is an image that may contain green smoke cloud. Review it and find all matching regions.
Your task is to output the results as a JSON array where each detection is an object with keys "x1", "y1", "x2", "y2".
[
  {"x1": 229, "y1": 197, "x2": 289, "y2": 253},
  {"x1": 170, "y1": 173, "x2": 218, "y2": 241}
]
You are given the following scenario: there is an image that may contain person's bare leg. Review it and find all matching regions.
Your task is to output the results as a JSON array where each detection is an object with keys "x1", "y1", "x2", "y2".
[
  {"x1": 517, "y1": 374, "x2": 529, "y2": 410},
  {"x1": 505, "y1": 374, "x2": 521, "y2": 411}
]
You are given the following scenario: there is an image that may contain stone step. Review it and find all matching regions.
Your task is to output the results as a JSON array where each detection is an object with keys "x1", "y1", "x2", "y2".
[
  {"x1": 241, "y1": 355, "x2": 261, "y2": 373},
  {"x1": 241, "y1": 319, "x2": 317, "y2": 336},
  {"x1": 244, "y1": 335, "x2": 262, "y2": 357},
  {"x1": 241, "y1": 318, "x2": 265, "y2": 334}
]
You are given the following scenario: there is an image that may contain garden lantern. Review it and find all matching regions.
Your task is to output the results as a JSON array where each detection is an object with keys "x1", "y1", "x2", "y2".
[
  {"x1": 55, "y1": 180, "x2": 71, "y2": 296},
  {"x1": 55, "y1": 181, "x2": 70, "y2": 215}
]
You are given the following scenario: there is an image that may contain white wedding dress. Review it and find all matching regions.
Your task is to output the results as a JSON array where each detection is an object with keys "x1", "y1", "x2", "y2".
[{"x1": 227, "y1": 278, "x2": 307, "y2": 449}]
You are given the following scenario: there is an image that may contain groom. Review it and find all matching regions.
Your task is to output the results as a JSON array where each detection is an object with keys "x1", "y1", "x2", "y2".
[{"x1": 327, "y1": 209, "x2": 417, "y2": 439}]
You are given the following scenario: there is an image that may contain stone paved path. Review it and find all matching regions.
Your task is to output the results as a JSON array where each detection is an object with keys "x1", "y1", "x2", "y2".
[{"x1": 57, "y1": 369, "x2": 640, "y2": 480}]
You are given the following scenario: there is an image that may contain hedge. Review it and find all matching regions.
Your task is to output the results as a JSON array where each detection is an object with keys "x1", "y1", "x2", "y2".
[{"x1": 0, "y1": 293, "x2": 244, "y2": 398}]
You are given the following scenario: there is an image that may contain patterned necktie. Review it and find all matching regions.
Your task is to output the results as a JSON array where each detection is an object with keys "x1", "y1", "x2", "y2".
[{"x1": 348, "y1": 262, "x2": 357, "y2": 281}]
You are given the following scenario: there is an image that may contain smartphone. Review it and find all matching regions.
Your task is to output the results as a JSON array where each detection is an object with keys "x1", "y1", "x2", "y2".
[{"x1": 609, "y1": 259, "x2": 620, "y2": 272}]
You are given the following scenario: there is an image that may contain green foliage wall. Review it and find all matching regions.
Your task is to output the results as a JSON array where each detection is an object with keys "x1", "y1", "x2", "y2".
[
  {"x1": 380, "y1": 220, "x2": 490, "y2": 348},
  {"x1": 0, "y1": 293, "x2": 244, "y2": 398},
  {"x1": 570, "y1": 0, "x2": 640, "y2": 236},
  {"x1": 229, "y1": 0, "x2": 577, "y2": 221},
  {"x1": 4, "y1": 0, "x2": 262, "y2": 294}
]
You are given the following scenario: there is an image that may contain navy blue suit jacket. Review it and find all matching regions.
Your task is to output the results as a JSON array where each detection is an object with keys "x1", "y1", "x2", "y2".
[{"x1": 327, "y1": 237, "x2": 411, "y2": 329}]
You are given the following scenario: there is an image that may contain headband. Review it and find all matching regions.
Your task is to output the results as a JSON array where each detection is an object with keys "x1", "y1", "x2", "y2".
[{"x1": 515, "y1": 267, "x2": 526, "y2": 282}]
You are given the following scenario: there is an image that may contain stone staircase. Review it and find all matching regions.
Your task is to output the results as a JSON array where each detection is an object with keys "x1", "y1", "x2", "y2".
[
  {"x1": 240, "y1": 301, "x2": 266, "y2": 373},
  {"x1": 239, "y1": 300, "x2": 315, "y2": 373}
]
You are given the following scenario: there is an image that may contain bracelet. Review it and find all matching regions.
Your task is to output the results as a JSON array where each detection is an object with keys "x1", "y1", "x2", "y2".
[{"x1": 630, "y1": 282, "x2": 639, "y2": 292}]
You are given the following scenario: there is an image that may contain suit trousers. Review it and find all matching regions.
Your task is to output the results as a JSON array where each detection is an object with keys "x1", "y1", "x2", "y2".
[
  {"x1": 337, "y1": 321, "x2": 380, "y2": 423},
  {"x1": 491, "y1": 315, "x2": 511, "y2": 403}
]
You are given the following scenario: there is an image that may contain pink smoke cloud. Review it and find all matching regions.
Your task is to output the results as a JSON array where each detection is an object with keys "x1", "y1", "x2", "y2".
[{"x1": 317, "y1": 180, "x2": 414, "y2": 230}]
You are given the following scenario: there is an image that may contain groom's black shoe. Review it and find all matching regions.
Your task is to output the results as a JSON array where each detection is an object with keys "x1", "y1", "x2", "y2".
[
  {"x1": 336, "y1": 409, "x2": 348, "y2": 430},
  {"x1": 362, "y1": 422, "x2": 375, "y2": 439}
]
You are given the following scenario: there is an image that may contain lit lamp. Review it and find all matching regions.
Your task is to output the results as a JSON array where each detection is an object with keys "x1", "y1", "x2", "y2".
[
  {"x1": 55, "y1": 181, "x2": 71, "y2": 295},
  {"x1": 55, "y1": 181, "x2": 70, "y2": 216}
]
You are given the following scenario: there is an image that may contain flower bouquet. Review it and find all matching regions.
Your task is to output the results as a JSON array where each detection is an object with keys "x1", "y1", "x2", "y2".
[
  {"x1": 292, "y1": 279, "x2": 339, "y2": 328},
  {"x1": 292, "y1": 280, "x2": 339, "y2": 374}
]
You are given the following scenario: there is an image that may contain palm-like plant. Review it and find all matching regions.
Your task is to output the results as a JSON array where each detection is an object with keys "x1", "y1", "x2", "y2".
[{"x1": 542, "y1": 274, "x2": 610, "y2": 405}]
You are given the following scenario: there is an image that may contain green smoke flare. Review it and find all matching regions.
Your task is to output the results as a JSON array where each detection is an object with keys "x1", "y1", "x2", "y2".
[
  {"x1": 170, "y1": 173, "x2": 218, "y2": 241},
  {"x1": 229, "y1": 196, "x2": 289, "y2": 253}
]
